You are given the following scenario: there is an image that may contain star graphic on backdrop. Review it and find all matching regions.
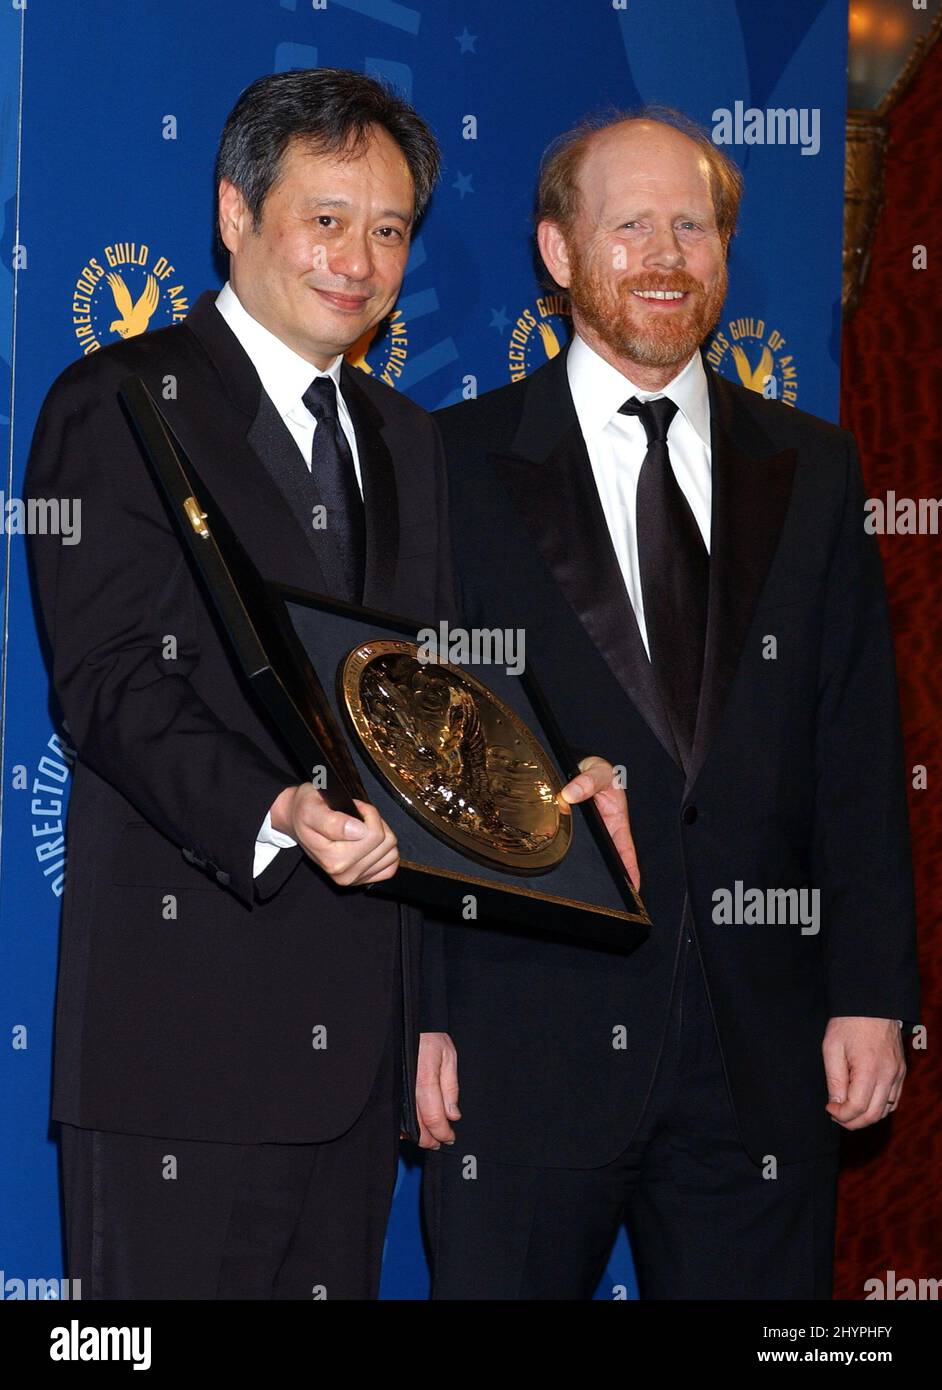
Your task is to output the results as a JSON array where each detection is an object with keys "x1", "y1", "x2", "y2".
[
  {"x1": 489, "y1": 307, "x2": 510, "y2": 333},
  {"x1": 456, "y1": 27, "x2": 477, "y2": 54},
  {"x1": 452, "y1": 172, "x2": 474, "y2": 198}
]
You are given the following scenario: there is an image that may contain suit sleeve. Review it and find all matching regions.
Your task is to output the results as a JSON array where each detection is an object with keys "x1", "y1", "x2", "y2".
[
  {"x1": 24, "y1": 371, "x2": 302, "y2": 910},
  {"x1": 813, "y1": 431, "x2": 920, "y2": 1027}
]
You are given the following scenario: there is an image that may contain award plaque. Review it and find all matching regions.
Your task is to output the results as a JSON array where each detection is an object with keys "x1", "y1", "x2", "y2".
[
  {"x1": 339, "y1": 639, "x2": 573, "y2": 874},
  {"x1": 119, "y1": 375, "x2": 651, "y2": 951}
]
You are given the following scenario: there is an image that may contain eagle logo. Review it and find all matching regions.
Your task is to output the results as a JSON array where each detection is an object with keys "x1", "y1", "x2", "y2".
[
  {"x1": 345, "y1": 309, "x2": 408, "y2": 385},
  {"x1": 105, "y1": 272, "x2": 160, "y2": 338},
  {"x1": 706, "y1": 319, "x2": 797, "y2": 406},
  {"x1": 507, "y1": 296, "x2": 571, "y2": 381},
  {"x1": 536, "y1": 320, "x2": 562, "y2": 359},
  {"x1": 731, "y1": 343, "x2": 775, "y2": 394}
]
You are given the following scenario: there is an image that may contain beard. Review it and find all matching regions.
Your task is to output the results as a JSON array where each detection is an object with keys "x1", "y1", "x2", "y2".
[{"x1": 567, "y1": 243, "x2": 728, "y2": 369}]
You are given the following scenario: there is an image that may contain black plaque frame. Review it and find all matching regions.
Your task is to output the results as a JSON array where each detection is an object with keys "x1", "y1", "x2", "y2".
[{"x1": 118, "y1": 375, "x2": 650, "y2": 952}]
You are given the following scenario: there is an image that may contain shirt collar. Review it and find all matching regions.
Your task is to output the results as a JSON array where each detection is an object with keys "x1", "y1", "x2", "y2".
[
  {"x1": 567, "y1": 332, "x2": 711, "y2": 448},
  {"x1": 215, "y1": 280, "x2": 344, "y2": 418}
]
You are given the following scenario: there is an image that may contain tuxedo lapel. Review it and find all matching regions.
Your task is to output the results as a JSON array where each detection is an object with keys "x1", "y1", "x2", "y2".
[
  {"x1": 685, "y1": 363, "x2": 798, "y2": 792},
  {"x1": 491, "y1": 351, "x2": 682, "y2": 768},
  {"x1": 179, "y1": 291, "x2": 334, "y2": 594}
]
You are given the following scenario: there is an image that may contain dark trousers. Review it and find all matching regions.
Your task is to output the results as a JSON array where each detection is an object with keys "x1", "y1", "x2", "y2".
[
  {"x1": 59, "y1": 993, "x2": 402, "y2": 1300},
  {"x1": 424, "y1": 934, "x2": 838, "y2": 1300}
]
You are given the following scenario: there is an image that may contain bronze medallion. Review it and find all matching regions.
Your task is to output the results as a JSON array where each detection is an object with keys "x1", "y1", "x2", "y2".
[{"x1": 338, "y1": 640, "x2": 572, "y2": 873}]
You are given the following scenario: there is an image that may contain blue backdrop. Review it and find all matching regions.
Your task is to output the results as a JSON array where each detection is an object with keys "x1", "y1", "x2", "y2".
[{"x1": 1, "y1": 0, "x2": 848, "y2": 1300}]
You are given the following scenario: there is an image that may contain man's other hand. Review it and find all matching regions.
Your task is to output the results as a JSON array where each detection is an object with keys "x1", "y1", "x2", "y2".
[
  {"x1": 823, "y1": 1016, "x2": 907, "y2": 1129},
  {"x1": 560, "y1": 756, "x2": 640, "y2": 891},
  {"x1": 416, "y1": 1032, "x2": 460, "y2": 1149}
]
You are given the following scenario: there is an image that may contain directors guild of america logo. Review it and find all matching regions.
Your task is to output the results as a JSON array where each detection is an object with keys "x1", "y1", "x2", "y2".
[
  {"x1": 705, "y1": 315, "x2": 800, "y2": 406},
  {"x1": 69, "y1": 242, "x2": 190, "y2": 354}
]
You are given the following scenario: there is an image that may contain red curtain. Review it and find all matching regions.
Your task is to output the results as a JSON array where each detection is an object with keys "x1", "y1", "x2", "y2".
[{"x1": 835, "y1": 37, "x2": 942, "y2": 1298}]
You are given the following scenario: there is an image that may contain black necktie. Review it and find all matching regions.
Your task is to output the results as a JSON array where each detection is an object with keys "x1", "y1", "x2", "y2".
[
  {"x1": 302, "y1": 375, "x2": 366, "y2": 603},
  {"x1": 618, "y1": 395, "x2": 709, "y2": 762}
]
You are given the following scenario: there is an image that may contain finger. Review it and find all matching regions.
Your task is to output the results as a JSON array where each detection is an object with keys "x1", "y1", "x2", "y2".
[
  {"x1": 827, "y1": 1065, "x2": 879, "y2": 1124},
  {"x1": 601, "y1": 813, "x2": 641, "y2": 890},
  {"x1": 307, "y1": 828, "x2": 386, "y2": 883},
  {"x1": 297, "y1": 789, "x2": 370, "y2": 844},
  {"x1": 415, "y1": 1085, "x2": 455, "y2": 1144},
  {"x1": 887, "y1": 1066, "x2": 907, "y2": 1111},
  {"x1": 297, "y1": 824, "x2": 369, "y2": 864},
  {"x1": 868, "y1": 1064, "x2": 907, "y2": 1122},
  {"x1": 855, "y1": 1076, "x2": 898, "y2": 1128},
  {"x1": 348, "y1": 822, "x2": 398, "y2": 877},
  {"x1": 561, "y1": 766, "x2": 609, "y2": 803},
  {"x1": 564, "y1": 761, "x2": 643, "y2": 891},
  {"x1": 351, "y1": 799, "x2": 390, "y2": 842},
  {"x1": 590, "y1": 783, "x2": 641, "y2": 889},
  {"x1": 621, "y1": 840, "x2": 641, "y2": 893},
  {"x1": 326, "y1": 814, "x2": 397, "y2": 884},
  {"x1": 441, "y1": 1052, "x2": 461, "y2": 1120},
  {"x1": 563, "y1": 754, "x2": 615, "y2": 802},
  {"x1": 416, "y1": 1043, "x2": 445, "y2": 1148},
  {"x1": 355, "y1": 844, "x2": 400, "y2": 886},
  {"x1": 338, "y1": 842, "x2": 397, "y2": 887},
  {"x1": 577, "y1": 755, "x2": 610, "y2": 775},
  {"x1": 827, "y1": 1092, "x2": 876, "y2": 1124},
  {"x1": 296, "y1": 806, "x2": 382, "y2": 865},
  {"x1": 838, "y1": 1095, "x2": 895, "y2": 1130},
  {"x1": 822, "y1": 1043, "x2": 851, "y2": 1116},
  {"x1": 415, "y1": 1115, "x2": 441, "y2": 1150},
  {"x1": 559, "y1": 773, "x2": 594, "y2": 804},
  {"x1": 884, "y1": 1074, "x2": 904, "y2": 1109},
  {"x1": 415, "y1": 1073, "x2": 454, "y2": 1129}
]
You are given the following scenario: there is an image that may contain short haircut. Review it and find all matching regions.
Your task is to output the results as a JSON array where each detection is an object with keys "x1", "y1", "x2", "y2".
[
  {"x1": 214, "y1": 67, "x2": 441, "y2": 246},
  {"x1": 535, "y1": 104, "x2": 743, "y2": 247}
]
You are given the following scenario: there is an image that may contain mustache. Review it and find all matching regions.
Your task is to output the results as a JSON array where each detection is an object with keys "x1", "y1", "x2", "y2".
[{"x1": 619, "y1": 273, "x2": 704, "y2": 296}]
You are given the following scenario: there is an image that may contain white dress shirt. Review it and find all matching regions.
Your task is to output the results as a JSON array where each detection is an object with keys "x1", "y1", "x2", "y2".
[
  {"x1": 566, "y1": 333, "x2": 713, "y2": 658},
  {"x1": 214, "y1": 281, "x2": 361, "y2": 876}
]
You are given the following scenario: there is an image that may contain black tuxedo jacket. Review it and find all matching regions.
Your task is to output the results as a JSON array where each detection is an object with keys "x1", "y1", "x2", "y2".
[
  {"x1": 24, "y1": 290, "x2": 455, "y2": 1143},
  {"x1": 434, "y1": 345, "x2": 919, "y2": 1168}
]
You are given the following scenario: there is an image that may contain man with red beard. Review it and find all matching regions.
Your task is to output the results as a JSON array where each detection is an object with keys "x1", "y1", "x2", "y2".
[{"x1": 419, "y1": 109, "x2": 918, "y2": 1299}]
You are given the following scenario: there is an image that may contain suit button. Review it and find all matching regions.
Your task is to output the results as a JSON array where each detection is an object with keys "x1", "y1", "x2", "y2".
[
  {"x1": 215, "y1": 870, "x2": 230, "y2": 886},
  {"x1": 682, "y1": 805, "x2": 698, "y2": 825}
]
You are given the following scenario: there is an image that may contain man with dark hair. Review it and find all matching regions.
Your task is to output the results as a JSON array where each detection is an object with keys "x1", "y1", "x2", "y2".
[
  {"x1": 423, "y1": 109, "x2": 919, "y2": 1299},
  {"x1": 24, "y1": 66, "x2": 456, "y2": 1301}
]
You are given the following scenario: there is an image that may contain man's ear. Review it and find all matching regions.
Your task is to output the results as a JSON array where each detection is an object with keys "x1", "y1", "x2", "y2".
[
  {"x1": 537, "y1": 220, "x2": 573, "y2": 289},
  {"x1": 217, "y1": 178, "x2": 248, "y2": 256}
]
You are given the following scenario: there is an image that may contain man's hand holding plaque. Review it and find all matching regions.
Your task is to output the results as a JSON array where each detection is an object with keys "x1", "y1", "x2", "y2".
[
  {"x1": 269, "y1": 783, "x2": 400, "y2": 888},
  {"x1": 560, "y1": 755, "x2": 641, "y2": 892},
  {"x1": 119, "y1": 373, "x2": 651, "y2": 949},
  {"x1": 267, "y1": 750, "x2": 639, "y2": 896}
]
